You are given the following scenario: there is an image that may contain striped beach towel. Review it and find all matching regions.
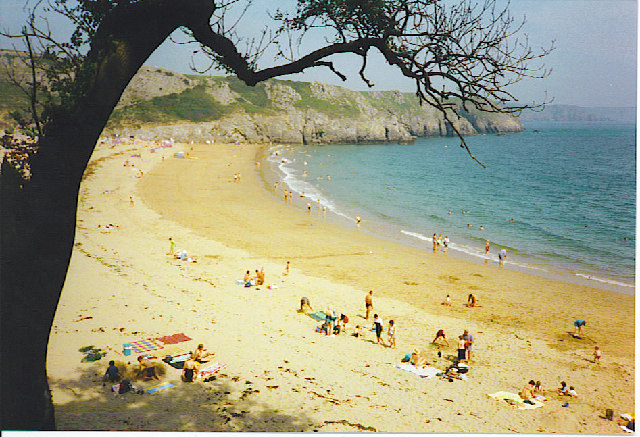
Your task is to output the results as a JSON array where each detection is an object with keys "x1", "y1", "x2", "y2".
[
  {"x1": 198, "y1": 362, "x2": 227, "y2": 378},
  {"x1": 144, "y1": 382, "x2": 176, "y2": 394},
  {"x1": 130, "y1": 338, "x2": 165, "y2": 353}
]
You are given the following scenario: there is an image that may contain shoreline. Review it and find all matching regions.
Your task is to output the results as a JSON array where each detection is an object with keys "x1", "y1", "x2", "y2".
[
  {"x1": 47, "y1": 137, "x2": 634, "y2": 432},
  {"x1": 259, "y1": 143, "x2": 633, "y2": 294}
]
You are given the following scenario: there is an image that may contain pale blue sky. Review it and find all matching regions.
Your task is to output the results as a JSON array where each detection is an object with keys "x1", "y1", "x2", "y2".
[{"x1": 1, "y1": 0, "x2": 637, "y2": 107}]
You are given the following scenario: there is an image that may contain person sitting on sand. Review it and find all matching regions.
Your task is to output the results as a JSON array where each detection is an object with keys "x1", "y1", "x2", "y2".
[
  {"x1": 411, "y1": 349, "x2": 429, "y2": 368},
  {"x1": 566, "y1": 386, "x2": 578, "y2": 398},
  {"x1": 441, "y1": 294, "x2": 451, "y2": 306},
  {"x1": 520, "y1": 380, "x2": 536, "y2": 400},
  {"x1": 182, "y1": 356, "x2": 198, "y2": 382},
  {"x1": 192, "y1": 344, "x2": 212, "y2": 363},
  {"x1": 243, "y1": 270, "x2": 253, "y2": 286},
  {"x1": 300, "y1": 296, "x2": 313, "y2": 313},
  {"x1": 254, "y1": 269, "x2": 265, "y2": 286},
  {"x1": 534, "y1": 381, "x2": 543, "y2": 395},
  {"x1": 466, "y1": 293, "x2": 481, "y2": 307},
  {"x1": 557, "y1": 381, "x2": 568, "y2": 395},
  {"x1": 104, "y1": 360, "x2": 121, "y2": 383},
  {"x1": 432, "y1": 329, "x2": 450, "y2": 347},
  {"x1": 352, "y1": 325, "x2": 364, "y2": 339},
  {"x1": 137, "y1": 356, "x2": 160, "y2": 380}
]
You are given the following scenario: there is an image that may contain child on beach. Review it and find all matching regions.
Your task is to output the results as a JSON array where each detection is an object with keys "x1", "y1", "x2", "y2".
[
  {"x1": 373, "y1": 314, "x2": 383, "y2": 344},
  {"x1": 104, "y1": 360, "x2": 121, "y2": 383},
  {"x1": 441, "y1": 294, "x2": 451, "y2": 306},
  {"x1": 433, "y1": 329, "x2": 450, "y2": 347},
  {"x1": 594, "y1": 346, "x2": 601, "y2": 364},
  {"x1": 387, "y1": 320, "x2": 396, "y2": 348}
]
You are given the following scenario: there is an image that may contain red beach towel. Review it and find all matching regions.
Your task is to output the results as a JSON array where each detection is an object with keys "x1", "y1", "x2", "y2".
[{"x1": 157, "y1": 333, "x2": 192, "y2": 345}]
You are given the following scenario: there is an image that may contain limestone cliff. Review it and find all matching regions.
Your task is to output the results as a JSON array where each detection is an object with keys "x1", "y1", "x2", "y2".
[{"x1": 107, "y1": 66, "x2": 524, "y2": 144}]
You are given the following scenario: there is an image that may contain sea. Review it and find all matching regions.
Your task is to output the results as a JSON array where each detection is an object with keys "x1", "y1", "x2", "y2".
[{"x1": 264, "y1": 121, "x2": 636, "y2": 293}]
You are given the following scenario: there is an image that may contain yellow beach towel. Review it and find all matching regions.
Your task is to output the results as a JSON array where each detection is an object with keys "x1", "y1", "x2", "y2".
[{"x1": 488, "y1": 391, "x2": 544, "y2": 410}]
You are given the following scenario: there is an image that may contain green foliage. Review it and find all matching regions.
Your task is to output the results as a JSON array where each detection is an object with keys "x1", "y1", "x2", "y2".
[
  {"x1": 281, "y1": 80, "x2": 360, "y2": 117},
  {"x1": 109, "y1": 84, "x2": 225, "y2": 125}
]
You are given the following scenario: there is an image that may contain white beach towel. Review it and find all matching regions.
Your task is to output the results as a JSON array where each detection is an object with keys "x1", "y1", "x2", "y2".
[
  {"x1": 487, "y1": 391, "x2": 544, "y2": 410},
  {"x1": 394, "y1": 362, "x2": 440, "y2": 379}
]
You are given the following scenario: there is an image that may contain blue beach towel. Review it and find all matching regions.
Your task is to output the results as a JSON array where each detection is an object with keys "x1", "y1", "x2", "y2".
[
  {"x1": 144, "y1": 383, "x2": 176, "y2": 394},
  {"x1": 308, "y1": 311, "x2": 327, "y2": 322}
]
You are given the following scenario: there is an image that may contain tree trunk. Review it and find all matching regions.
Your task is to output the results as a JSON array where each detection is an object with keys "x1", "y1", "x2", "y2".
[{"x1": 1, "y1": 0, "x2": 215, "y2": 429}]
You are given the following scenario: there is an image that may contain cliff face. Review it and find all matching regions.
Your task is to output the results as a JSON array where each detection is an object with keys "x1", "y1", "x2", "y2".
[{"x1": 105, "y1": 66, "x2": 524, "y2": 144}]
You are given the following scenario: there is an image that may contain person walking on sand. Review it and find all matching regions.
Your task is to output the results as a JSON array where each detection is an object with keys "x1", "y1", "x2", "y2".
[
  {"x1": 365, "y1": 290, "x2": 373, "y2": 320},
  {"x1": 594, "y1": 345, "x2": 601, "y2": 364},
  {"x1": 168, "y1": 237, "x2": 176, "y2": 256},
  {"x1": 387, "y1": 320, "x2": 396, "y2": 348},
  {"x1": 432, "y1": 234, "x2": 437, "y2": 252},
  {"x1": 498, "y1": 248, "x2": 507, "y2": 267},
  {"x1": 373, "y1": 314, "x2": 384, "y2": 344},
  {"x1": 284, "y1": 260, "x2": 290, "y2": 276}
]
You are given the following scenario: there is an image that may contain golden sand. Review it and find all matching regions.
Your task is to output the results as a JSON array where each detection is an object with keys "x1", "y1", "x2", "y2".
[{"x1": 46, "y1": 139, "x2": 634, "y2": 432}]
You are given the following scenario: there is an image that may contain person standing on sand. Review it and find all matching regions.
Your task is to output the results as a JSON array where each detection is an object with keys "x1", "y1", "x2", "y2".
[
  {"x1": 387, "y1": 320, "x2": 396, "y2": 348},
  {"x1": 373, "y1": 314, "x2": 384, "y2": 344},
  {"x1": 484, "y1": 240, "x2": 490, "y2": 264},
  {"x1": 284, "y1": 261, "x2": 290, "y2": 275},
  {"x1": 463, "y1": 329, "x2": 474, "y2": 361},
  {"x1": 573, "y1": 319, "x2": 586, "y2": 336},
  {"x1": 169, "y1": 237, "x2": 176, "y2": 256},
  {"x1": 594, "y1": 345, "x2": 601, "y2": 364},
  {"x1": 365, "y1": 290, "x2": 373, "y2": 319},
  {"x1": 443, "y1": 235, "x2": 449, "y2": 253},
  {"x1": 457, "y1": 335, "x2": 466, "y2": 362},
  {"x1": 498, "y1": 248, "x2": 507, "y2": 267},
  {"x1": 432, "y1": 234, "x2": 437, "y2": 252}
]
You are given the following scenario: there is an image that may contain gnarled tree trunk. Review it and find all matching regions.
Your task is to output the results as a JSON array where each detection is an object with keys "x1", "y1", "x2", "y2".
[{"x1": 1, "y1": 0, "x2": 216, "y2": 429}]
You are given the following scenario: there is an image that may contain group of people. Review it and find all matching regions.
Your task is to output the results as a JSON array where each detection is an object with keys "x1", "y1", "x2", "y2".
[
  {"x1": 243, "y1": 267, "x2": 265, "y2": 286},
  {"x1": 431, "y1": 233, "x2": 450, "y2": 253},
  {"x1": 104, "y1": 343, "x2": 214, "y2": 388}
]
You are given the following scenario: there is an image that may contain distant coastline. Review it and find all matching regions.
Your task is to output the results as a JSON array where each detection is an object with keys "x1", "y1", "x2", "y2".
[{"x1": 518, "y1": 104, "x2": 636, "y2": 122}]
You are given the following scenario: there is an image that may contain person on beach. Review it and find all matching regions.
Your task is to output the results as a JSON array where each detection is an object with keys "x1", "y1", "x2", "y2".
[
  {"x1": 300, "y1": 296, "x2": 313, "y2": 313},
  {"x1": 484, "y1": 240, "x2": 490, "y2": 264},
  {"x1": 566, "y1": 386, "x2": 578, "y2": 398},
  {"x1": 182, "y1": 356, "x2": 198, "y2": 382},
  {"x1": 557, "y1": 381, "x2": 568, "y2": 395},
  {"x1": 284, "y1": 190, "x2": 289, "y2": 202},
  {"x1": 352, "y1": 325, "x2": 364, "y2": 339},
  {"x1": 441, "y1": 294, "x2": 451, "y2": 306},
  {"x1": 594, "y1": 345, "x2": 601, "y2": 364},
  {"x1": 387, "y1": 320, "x2": 396, "y2": 348},
  {"x1": 285, "y1": 261, "x2": 290, "y2": 275},
  {"x1": 432, "y1": 234, "x2": 437, "y2": 252},
  {"x1": 498, "y1": 248, "x2": 507, "y2": 267},
  {"x1": 574, "y1": 319, "x2": 586, "y2": 336},
  {"x1": 466, "y1": 293, "x2": 481, "y2": 307},
  {"x1": 534, "y1": 381, "x2": 543, "y2": 395},
  {"x1": 339, "y1": 314, "x2": 349, "y2": 334},
  {"x1": 325, "y1": 307, "x2": 337, "y2": 336},
  {"x1": 411, "y1": 349, "x2": 429, "y2": 367},
  {"x1": 457, "y1": 335, "x2": 466, "y2": 362},
  {"x1": 243, "y1": 270, "x2": 253, "y2": 286},
  {"x1": 137, "y1": 356, "x2": 160, "y2": 380},
  {"x1": 193, "y1": 344, "x2": 212, "y2": 363},
  {"x1": 463, "y1": 330, "x2": 474, "y2": 361},
  {"x1": 307, "y1": 203, "x2": 311, "y2": 214},
  {"x1": 520, "y1": 380, "x2": 536, "y2": 400},
  {"x1": 356, "y1": 216, "x2": 361, "y2": 228},
  {"x1": 443, "y1": 235, "x2": 449, "y2": 253},
  {"x1": 169, "y1": 237, "x2": 176, "y2": 256},
  {"x1": 433, "y1": 329, "x2": 450, "y2": 347},
  {"x1": 373, "y1": 314, "x2": 384, "y2": 344},
  {"x1": 104, "y1": 360, "x2": 121, "y2": 383},
  {"x1": 254, "y1": 268, "x2": 265, "y2": 285},
  {"x1": 437, "y1": 234, "x2": 442, "y2": 252},
  {"x1": 365, "y1": 290, "x2": 373, "y2": 320}
]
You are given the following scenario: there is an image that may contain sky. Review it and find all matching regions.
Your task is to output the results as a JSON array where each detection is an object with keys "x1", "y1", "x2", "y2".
[{"x1": 1, "y1": 0, "x2": 637, "y2": 107}]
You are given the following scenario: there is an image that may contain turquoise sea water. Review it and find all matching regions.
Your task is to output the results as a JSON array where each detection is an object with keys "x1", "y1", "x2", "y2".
[{"x1": 266, "y1": 121, "x2": 636, "y2": 292}]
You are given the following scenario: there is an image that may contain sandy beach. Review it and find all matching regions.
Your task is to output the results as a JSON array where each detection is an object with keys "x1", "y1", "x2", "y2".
[{"x1": 46, "y1": 137, "x2": 634, "y2": 433}]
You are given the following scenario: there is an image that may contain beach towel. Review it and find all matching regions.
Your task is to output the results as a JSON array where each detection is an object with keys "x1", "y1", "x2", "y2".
[
  {"x1": 198, "y1": 362, "x2": 227, "y2": 378},
  {"x1": 129, "y1": 338, "x2": 165, "y2": 353},
  {"x1": 308, "y1": 311, "x2": 327, "y2": 322},
  {"x1": 144, "y1": 382, "x2": 176, "y2": 394},
  {"x1": 487, "y1": 391, "x2": 544, "y2": 410},
  {"x1": 157, "y1": 333, "x2": 192, "y2": 345},
  {"x1": 394, "y1": 363, "x2": 441, "y2": 379}
]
